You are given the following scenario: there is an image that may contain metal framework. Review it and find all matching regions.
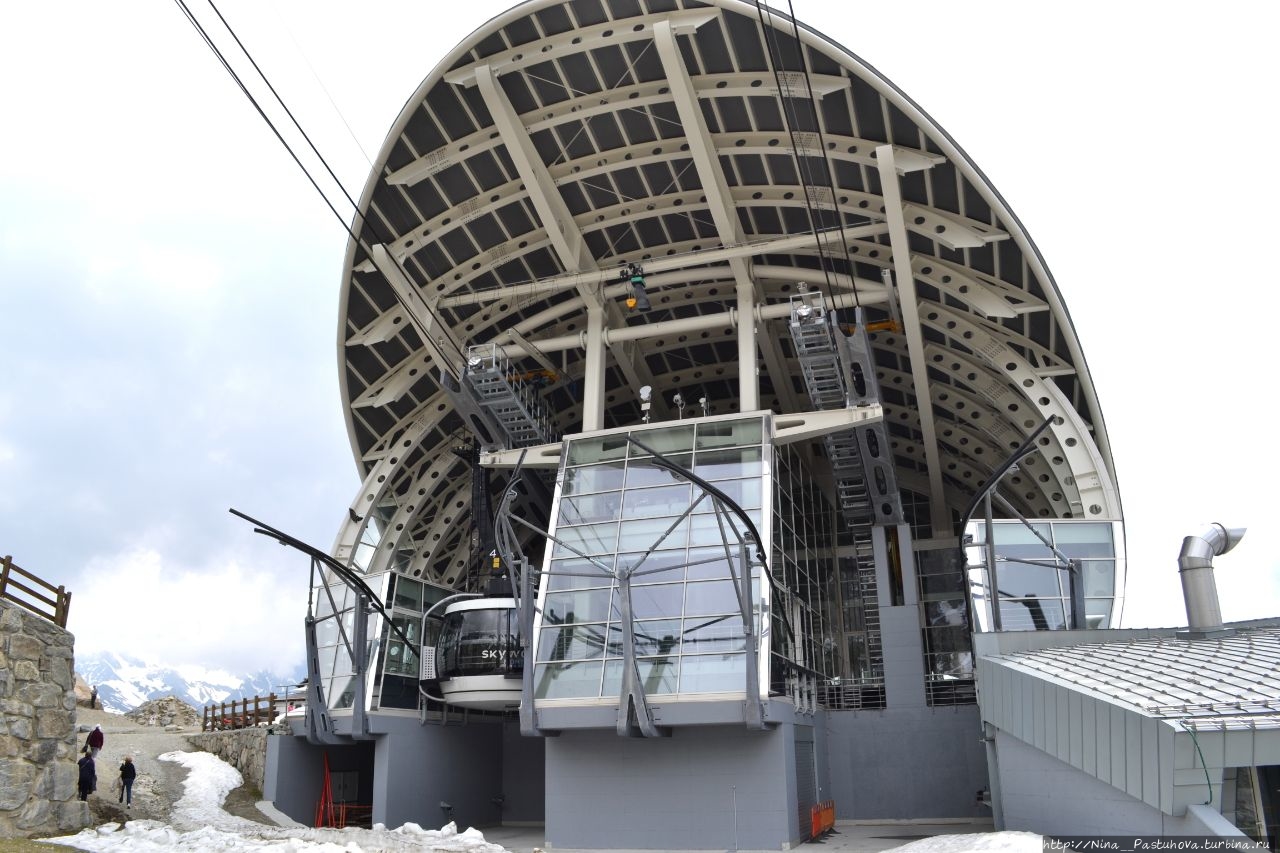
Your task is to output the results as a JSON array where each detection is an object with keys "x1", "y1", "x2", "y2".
[{"x1": 331, "y1": 0, "x2": 1121, "y2": 646}]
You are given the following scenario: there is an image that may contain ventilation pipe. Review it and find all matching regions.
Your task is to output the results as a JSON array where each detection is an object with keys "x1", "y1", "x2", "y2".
[{"x1": 1178, "y1": 523, "x2": 1246, "y2": 635}]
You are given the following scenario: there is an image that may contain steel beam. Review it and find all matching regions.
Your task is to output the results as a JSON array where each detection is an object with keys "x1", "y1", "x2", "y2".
[{"x1": 875, "y1": 145, "x2": 950, "y2": 535}]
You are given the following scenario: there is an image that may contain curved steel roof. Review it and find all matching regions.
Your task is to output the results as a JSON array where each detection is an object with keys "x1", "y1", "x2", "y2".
[{"x1": 331, "y1": 0, "x2": 1121, "y2": 587}]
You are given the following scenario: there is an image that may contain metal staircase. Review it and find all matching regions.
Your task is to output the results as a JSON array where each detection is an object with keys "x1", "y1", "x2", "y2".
[
  {"x1": 788, "y1": 293, "x2": 903, "y2": 528},
  {"x1": 462, "y1": 344, "x2": 557, "y2": 449},
  {"x1": 789, "y1": 293, "x2": 899, "y2": 705}
]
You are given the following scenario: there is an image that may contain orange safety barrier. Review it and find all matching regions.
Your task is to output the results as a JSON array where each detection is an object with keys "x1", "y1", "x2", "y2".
[{"x1": 808, "y1": 800, "x2": 836, "y2": 839}]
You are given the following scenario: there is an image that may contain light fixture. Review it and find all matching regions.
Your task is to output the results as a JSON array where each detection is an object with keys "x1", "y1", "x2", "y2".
[
  {"x1": 639, "y1": 385, "x2": 652, "y2": 423},
  {"x1": 673, "y1": 392, "x2": 685, "y2": 419}
]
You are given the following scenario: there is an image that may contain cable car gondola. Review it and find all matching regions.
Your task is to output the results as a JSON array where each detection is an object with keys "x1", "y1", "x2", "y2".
[{"x1": 421, "y1": 595, "x2": 523, "y2": 711}]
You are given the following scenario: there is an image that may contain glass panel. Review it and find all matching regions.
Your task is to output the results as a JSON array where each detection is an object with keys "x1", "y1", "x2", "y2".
[
  {"x1": 1080, "y1": 559, "x2": 1115, "y2": 598},
  {"x1": 994, "y1": 561, "x2": 1062, "y2": 598},
  {"x1": 602, "y1": 657, "x2": 679, "y2": 695},
  {"x1": 1051, "y1": 522, "x2": 1114, "y2": 556},
  {"x1": 694, "y1": 447, "x2": 762, "y2": 480},
  {"x1": 534, "y1": 661, "x2": 603, "y2": 699},
  {"x1": 314, "y1": 615, "x2": 340, "y2": 648},
  {"x1": 565, "y1": 435, "x2": 629, "y2": 466},
  {"x1": 685, "y1": 579, "x2": 740, "y2": 616},
  {"x1": 1085, "y1": 598, "x2": 1113, "y2": 629},
  {"x1": 689, "y1": 511, "x2": 760, "y2": 546},
  {"x1": 538, "y1": 622, "x2": 609, "y2": 662},
  {"x1": 686, "y1": 546, "x2": 738, "y2": 580},
  {"x1": 622, "y1": 484, "x2": 693, "y2": 518},
  {"x1": 329, "y1": 674, "x2": 358, "y2": 710},
  {"x1": 998, "y1": 598, "x2": 1067, "y2": 631},
  {"x1": 625, "y1": 455, "x2": 692, "y2": 488},
  {"x1": 544, "y1": 588, "x2": 613, "y2": 626},
  {"x1": 553, "y1": 522, "x2": 620, "y2": 557},
  {"x1": 690, "y1": 478, "x2": 761, "y2": 511},
  {"x1": 628, "y1": 583, "x2": 684, "y2": 620},
  {"x1": 678, "y1": 653, "x2": 746, "y2": 693},
  {"x1": 547, "y1": 556, "x2": 615, "y2": 591},
  {"x1": 316, "y1": 645, "x2": 338, "y2": 680},
  {"x1": 631, "y1": 619, "x2": 683, "y2": 656},
  {"x1": 422, "y1": 585, "x2": 450, "y2": 609},
  {"x1": 559, "y1": 492, "x2": 623, "y2": 525},
  {"x1": 695, "y1": 418, "x2": 762, "y2": 449},
  {"x1": 619, "y1": 550, "x2": 686, "y2": 583},
  {"x1": 682, "y1": 615, "x2": 746, "y2": 653},
  {"x1": 392, "y1": 577, "x2": 422, "y2": 611},
  {"x1": 992, "y1": 523, "x2": 1053, "y2": 561},
  {"x1": 618, "y1": 516, "x2": 688, "y2": 552},
  {"x1": 562, "y1": 462, "x2": 626, "y2": 495},
  {"x1": 628, "y1": 426, "x2": 695, "y2": 456},
  {"x1": 924, "y1": 600, "x2": 968, "y2": 627}
]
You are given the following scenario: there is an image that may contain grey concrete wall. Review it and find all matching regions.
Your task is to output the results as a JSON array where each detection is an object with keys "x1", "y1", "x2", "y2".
[
  {"x1": 880, "y1": 606, "x2": 927, "y2": 709},
  {"x1": 372, "y1": 715, "x2": 504, "y2": 831},
  {"x1": 188, "y1": 728, "x2": 268, "y2": 792},
  {"x1": 0, "y1": 601, "x2": 88, "y2": 837},
  {"x1": 825, "y1": 705, "x2": 989, "y2": 820},
  {"x1": 544, "y1": 723, "x2": 798, "y2": 851},
  {"x1": 994, "y1": 731, "x2": 1243, "y2": 836},
  {"x1": 264, "y1": 732, "x2": 328, "y2": 824},
  {"x1": 501, "y1": 717, "x2": 544, "y2": 824}
]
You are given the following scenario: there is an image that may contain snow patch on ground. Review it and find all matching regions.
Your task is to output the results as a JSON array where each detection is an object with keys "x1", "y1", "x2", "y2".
[{"x1": 48, "y1": 750, "x2": 507, "y2": 852}]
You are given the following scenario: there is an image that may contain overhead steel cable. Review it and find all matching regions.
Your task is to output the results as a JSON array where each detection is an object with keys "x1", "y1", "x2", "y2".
[
  {"x1": 171, "y1": 0, "x2": 360, "y2": 246},
  {"x1": 753, "y1": 1, "x2": 840, "y2": 315},
  {"x1": 752, "y1": 1, "x2": 865, "y2": 313},
  {"x1": 172, "y1": 0, "x2": 471, "y2": 369},
  {"x1": 201, "y1": 0, "x2": 368, "y2": 231},
  {"x1": 780, "y1": 0, "x2": 862, "y2": 312}
]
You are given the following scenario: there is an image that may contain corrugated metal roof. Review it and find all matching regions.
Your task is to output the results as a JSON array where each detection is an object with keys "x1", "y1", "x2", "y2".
[{"x1": 986, "y1": 625, "x2": 1280, "y2": 729}]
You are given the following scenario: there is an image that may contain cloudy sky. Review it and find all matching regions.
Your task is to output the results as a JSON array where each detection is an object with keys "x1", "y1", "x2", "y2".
[{"x1": 1, "y1": 1, "x2": 1276, "y2": 676}]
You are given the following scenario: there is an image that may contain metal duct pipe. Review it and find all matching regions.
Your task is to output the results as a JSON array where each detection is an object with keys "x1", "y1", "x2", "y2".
[{"x1": 1178, "y1": 523, "x2": 1246, "y2": 633}]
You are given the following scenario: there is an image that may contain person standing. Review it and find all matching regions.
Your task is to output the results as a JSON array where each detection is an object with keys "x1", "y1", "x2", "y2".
[
  {"x1": 89, "y1": 686, "x2": 97, "y2": 709},
  {"x1": 118, "y1": 756, "x2": 136, "y2": 807},
  {"x1": 86, "y1": 724, "x2": 104, "y2": 758},
  {"x1": 77, "y1": 750, "x2": 96, "y2": 801}
]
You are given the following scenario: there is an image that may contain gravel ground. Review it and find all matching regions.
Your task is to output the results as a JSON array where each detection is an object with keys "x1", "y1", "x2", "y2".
[{"x1": 72, "y1": 706, "x2": 271, "y2": 828}]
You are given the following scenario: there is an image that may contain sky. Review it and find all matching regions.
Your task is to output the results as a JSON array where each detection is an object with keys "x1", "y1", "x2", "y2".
[
  {"x1": 45, "y1": 747, "x2": 1039, "y2": 851},
  {"x1": 1, "y1": 1, "x2": 1277, "y2": 676}
]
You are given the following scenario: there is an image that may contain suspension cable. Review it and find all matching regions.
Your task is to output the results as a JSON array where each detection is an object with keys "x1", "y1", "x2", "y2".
[
  {"x1": 172, "y1": 0, "x2": 471, "y2": 368},
  {"x1": 752, "y1": 1, "x2": 865, "y2": 313},
  {"x1": 782, "y1": 0, "x2": 862, "y2": 311}
]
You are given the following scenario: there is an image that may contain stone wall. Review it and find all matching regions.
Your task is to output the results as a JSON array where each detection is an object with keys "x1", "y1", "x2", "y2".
[
  {"x1": 0, "y1": 600, "x2": 89, "y2": 837},
  {"x1": 188, "y1": 728, "x2": 269, "y2": 792}
]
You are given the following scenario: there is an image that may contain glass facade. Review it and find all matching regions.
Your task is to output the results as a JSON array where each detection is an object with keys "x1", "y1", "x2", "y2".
[
  {"x1": 311, "y1": 571, "x2": 376, "y2": 712},
  {"x1": 769, "y1": 442, "x2": 837, "y2": 708},
  {"x1": 373, "y1": 574, "x2": 449, "y2": 710},
  {"x1": 532, "y1": 415, "x2": 770, "y2": 702},
  {"x1": 965, "y1": 519, "x2": 1124, "y2": 632}
]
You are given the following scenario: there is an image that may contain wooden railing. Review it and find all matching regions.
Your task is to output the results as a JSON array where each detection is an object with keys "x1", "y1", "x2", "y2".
[
  {"x1": 201, "y1": 693, "x2": 279, "y2": 732},
  {"x1": 0, "y1": 555, "x2": 71, "y2": 628}
]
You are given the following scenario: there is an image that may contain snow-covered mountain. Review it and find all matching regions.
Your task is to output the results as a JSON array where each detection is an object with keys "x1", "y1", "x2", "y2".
[{"x1": 76, "y1": 651, "x2": 305, "y2": 715}]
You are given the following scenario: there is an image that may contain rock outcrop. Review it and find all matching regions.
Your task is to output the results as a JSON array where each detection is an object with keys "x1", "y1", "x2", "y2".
[{"x1": 126, "y1": 696, "x2": 199, "y2": 729}]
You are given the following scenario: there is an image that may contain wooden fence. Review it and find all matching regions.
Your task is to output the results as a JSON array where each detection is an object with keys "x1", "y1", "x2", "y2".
[
  {"x1": 0, "y1": 555, "x2": 71, "y2": 628},
  {"x1": 201, "y1": 693, "x2": 279, "y2": 732}
]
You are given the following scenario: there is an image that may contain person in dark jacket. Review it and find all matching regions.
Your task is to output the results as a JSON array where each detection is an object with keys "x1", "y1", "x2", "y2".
[
  {"x1": 77, "y1": 750, "x2": 95, "y2": 801},
  {"x1": 118, "y1": 756, "x2": 136, "y2": 806},
  {"x1": 86, "y1": 724, "x2": 104, "y2": 758}
]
